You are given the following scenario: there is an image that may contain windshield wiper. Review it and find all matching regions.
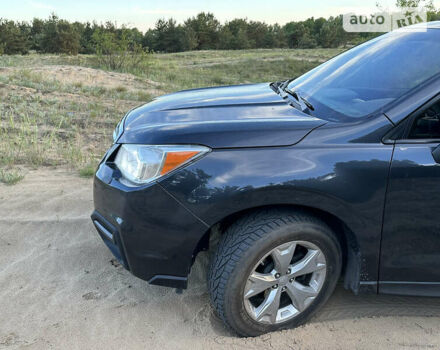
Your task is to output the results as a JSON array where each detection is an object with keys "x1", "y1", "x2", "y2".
[
  {"x1": 279, "y1": 78, "x2": 295, "y2": 91},
  {"x1": 271, "y1": 78, "x2": 314, "y2": 114},
  {"x1": 285, "y1": 88, "x2": 315, "y2": 111},
  {"x1": 270, "y1": 78, "x2": 296, "y2": 94}
]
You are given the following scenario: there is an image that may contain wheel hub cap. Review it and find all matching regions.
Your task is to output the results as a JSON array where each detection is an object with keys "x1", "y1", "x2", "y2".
[{"x1": 278, "y1": 275, "x2": 289, "y2": 285}]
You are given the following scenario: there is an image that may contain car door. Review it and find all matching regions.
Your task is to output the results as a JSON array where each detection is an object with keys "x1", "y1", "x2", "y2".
[{"x1": 380, "y1": 95, "x2": 440, "y2": 296}]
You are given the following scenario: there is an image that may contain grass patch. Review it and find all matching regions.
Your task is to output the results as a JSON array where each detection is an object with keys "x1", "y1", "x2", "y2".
[
  {"x1": 0, "y1": 169, "x2": 24, "y2": 185},
  {"x1": 114, "y1": 85, "x2": 127, "y2": 93},
  {"x1": 79, "y1": 163, "x2": 96, "y2": 178}
]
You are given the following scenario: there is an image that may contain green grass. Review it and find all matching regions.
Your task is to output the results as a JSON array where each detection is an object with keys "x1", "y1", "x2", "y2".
[
  {"x1": 0, "y1": 49, "x2": 343, "y2": 181},
  {"x1": 0, "y1": 169, "x2": 24, "y2": 185},
  {"x1": 79, "y1": 164, "x2": 96, "y2": 178}
]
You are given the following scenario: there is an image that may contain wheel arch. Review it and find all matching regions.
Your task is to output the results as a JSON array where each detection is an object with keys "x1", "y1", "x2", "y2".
[{"x1": 194, "y1": 204, "x2": 363, "y2": 294}]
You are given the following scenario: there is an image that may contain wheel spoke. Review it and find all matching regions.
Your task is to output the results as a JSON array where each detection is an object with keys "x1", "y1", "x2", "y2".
[
  {"x1": 254, "y1": 288, "x2": 282, "y2": 323},
  {"x1": 289, "y1": 249, "x2": 325, "y2": 278},
  {"x1": 243, "y1": 240, "x2": 327, "y2": 325},
  {"x1": 244, "y1": 272, "x2": 277, "y2": 298},
  {"x1": 285, "y1": 281, "x2": 318, "y2": 312},
  {"x1": 271, "y1": 242, "x2": 296, "y2": 273}
]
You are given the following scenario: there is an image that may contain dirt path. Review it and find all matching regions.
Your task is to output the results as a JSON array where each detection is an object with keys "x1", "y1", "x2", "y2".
[{"x1": 1, "y1": 169, "x2": 440, "y2": 349}]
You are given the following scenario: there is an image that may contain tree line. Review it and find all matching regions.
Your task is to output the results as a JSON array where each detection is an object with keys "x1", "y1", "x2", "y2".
[{"x1": 1, "y1": 8, "x2": 439, "y2": 55}]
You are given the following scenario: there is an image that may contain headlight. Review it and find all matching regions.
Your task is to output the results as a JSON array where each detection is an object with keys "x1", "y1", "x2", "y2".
[{"x1": 114, "y1": 144, "x2": 210, "y2": 185}]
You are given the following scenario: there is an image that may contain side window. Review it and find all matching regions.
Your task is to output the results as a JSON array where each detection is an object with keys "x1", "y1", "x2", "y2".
[{"x1": 408, "y1": 100, "x2": 440, "y2": 139}]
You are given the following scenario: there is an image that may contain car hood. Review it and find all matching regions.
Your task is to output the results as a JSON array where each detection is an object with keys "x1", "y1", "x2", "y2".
[{"x1": 118, "y1": 83, "x2": 327, "y2": 148}]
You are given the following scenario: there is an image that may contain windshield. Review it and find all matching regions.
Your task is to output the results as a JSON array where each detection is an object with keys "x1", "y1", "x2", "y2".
[{"x1": 287, "y1": 29, "x2": 440, "y2": 120}]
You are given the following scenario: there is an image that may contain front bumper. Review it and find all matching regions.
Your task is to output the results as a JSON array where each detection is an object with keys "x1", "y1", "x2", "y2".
[{"x1": 91, "y1": 151, "x2": 209, "y2": 289}]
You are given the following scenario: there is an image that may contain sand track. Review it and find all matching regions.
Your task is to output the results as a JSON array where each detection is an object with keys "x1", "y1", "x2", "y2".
[
  {"x1": 1, "y1": 169, "x2": 440, "y2": 349},
  {"x1": 1, "y1": 65, "x2": 163, "y2": 96}
]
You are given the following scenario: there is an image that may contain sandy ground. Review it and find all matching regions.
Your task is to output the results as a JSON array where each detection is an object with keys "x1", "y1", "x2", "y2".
[
  {"x1": 1, "y1": 65, "x2": 163, "y2": 96},
  {"x1": 1, "y1": 169, "x2": 440, "y2": 349}
]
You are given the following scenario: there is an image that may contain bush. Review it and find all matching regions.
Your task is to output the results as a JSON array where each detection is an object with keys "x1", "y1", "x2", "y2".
[{"x1": 92, "y1": 28, "x2": 151, "y2": 72}]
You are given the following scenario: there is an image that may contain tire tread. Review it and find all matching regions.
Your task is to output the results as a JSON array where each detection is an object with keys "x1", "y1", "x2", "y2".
[{"x1": 208, "y1": 208, "x2": 333, "y2": 331}]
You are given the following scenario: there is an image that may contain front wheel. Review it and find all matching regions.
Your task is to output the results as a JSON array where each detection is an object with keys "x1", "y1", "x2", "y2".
[{"x1": 208, "y1": 209, "x2": 342, "y2": 336}]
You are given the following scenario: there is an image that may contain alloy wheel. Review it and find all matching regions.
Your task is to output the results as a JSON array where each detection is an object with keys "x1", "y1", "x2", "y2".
[{"x1": 243, "y1": 240, "x2": 327, "y2": 325}]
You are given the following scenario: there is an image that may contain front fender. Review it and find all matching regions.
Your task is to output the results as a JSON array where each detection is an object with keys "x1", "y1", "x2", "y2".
[{"x1": 159, "y1": 143, "x2": 393, "y2": 283}]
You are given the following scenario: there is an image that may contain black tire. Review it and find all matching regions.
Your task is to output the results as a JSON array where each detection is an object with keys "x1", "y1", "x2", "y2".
[{"x1": 208, "y1": 208, "x2": 342, "y2": 337}]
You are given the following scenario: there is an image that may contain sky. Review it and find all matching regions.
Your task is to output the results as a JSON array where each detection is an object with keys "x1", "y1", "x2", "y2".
[{"x1": 1, "y1": 0, "x2": 439, "y2": 31}]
